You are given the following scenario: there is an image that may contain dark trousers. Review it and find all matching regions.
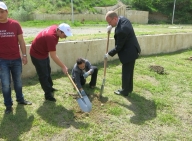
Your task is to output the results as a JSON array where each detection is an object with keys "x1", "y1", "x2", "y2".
[
  {"x1": 122, "y1": 60, "x2": 135, "y2": 93},
  {"x1": 30, "y1": 56, "x2": 53, "y2": 97},
  {"x1": 78, "y1": 66, "x2": 98, "y2": 87}
]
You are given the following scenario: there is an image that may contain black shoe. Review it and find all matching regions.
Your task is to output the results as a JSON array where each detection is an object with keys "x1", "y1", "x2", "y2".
[
  {"x1": 5, "y1": 106, "x2": 13, "y2": 114},
  {"x1": 114, "y1": 90, "x2": 129, "y2": 96},
  {"x1": 18, "y1": 100, "x2": 32, "y2": 105},
  {"x1": 52, "y1": 88, "x2": 58, "y2": 92},
  {"x1": 45, "y1": 96, "x2": 56, "y2": 102},
  {"x1": 117, "y1": 89, "x2": 132, "y2": 94}
]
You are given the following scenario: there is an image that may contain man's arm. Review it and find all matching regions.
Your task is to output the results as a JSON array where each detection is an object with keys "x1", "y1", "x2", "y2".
[
  {"x1": 49, "y1": 51, "x2": 68, "y2": 74},
  {"x1": 85, "y1": 60, "x2": 93, "y2": 74},
  {"x1": 108, "y1": 31, "x2": 127, "y2": 56},
  {"x1": 18, "y1": 34, "x2": 27, "y2": 65},
  {"x1": 73, "y1": 69, "x2": 83, "y2": 91}
]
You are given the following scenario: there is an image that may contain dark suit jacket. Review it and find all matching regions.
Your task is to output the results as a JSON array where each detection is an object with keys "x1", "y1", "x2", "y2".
[{"x1": 108, "y1": 16, "x2": 141, "y2": 64}]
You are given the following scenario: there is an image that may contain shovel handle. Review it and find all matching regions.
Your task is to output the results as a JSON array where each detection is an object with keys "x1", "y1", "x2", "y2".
[
  {"x1": 99, "y1": 32, "x2": 110, "y2": 99},
  {"x1": 66, "y1": 72, "x2": 83, "y2": 98},
  {"x1": 104, "y1": 32, "x2": 110, "y2": 77},
  {"x1": 106, "y1": 32, "x2": 110, "y2": 54}
]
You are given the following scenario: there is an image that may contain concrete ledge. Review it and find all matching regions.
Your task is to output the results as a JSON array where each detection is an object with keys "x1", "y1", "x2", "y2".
[
  {"x1": 32, "y1": 10, "x2": 148, "y2": 24},
  {"x1": 137, "y1": 33, "x2": 192, "y2": 55},
  {"x1": 23, "y1": 33, "x2": 192, "y2": 78}
]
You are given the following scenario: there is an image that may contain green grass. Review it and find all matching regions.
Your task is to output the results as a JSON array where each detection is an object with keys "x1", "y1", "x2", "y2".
[
  {"x1": 20, "y1": 20, "x2": 107, "y2": 27},
  {"x1": 0, "y1": 48, "x2": 192, "y2": 140}
]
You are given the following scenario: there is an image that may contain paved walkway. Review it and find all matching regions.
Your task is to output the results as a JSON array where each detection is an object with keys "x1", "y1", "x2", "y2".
[{"x1": 22, "y1": 26, "x2": 114, "y2": 37}]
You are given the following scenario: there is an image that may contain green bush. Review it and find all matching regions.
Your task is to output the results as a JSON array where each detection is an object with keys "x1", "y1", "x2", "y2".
[{"x1": 11, "y1": 7, "x2": 29, "y2": 21}]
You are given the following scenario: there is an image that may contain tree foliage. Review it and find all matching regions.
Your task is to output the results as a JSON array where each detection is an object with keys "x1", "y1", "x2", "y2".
[
  {"x1": 128, "y1": 0, "x2": 192, "y2": 23},
  {"x1": 2, "y1": 0, "x2": 117, "y2": 21},
  {"x1": 2, "y1": 0, "x2": 192, "y2": 23}
]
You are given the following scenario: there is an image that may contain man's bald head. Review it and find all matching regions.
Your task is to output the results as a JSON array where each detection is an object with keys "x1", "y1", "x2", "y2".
[{"x1": 105, "y1": 11, "x2": 118, "y2": 20}]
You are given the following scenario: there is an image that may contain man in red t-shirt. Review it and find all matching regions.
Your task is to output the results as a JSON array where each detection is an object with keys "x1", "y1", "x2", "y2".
[
  {"x1": 30, "y1": 23, "x2": 72, "y2": 102},
  {"x1": 0, "y1": 2, "x2": 32, "y2": 114}
]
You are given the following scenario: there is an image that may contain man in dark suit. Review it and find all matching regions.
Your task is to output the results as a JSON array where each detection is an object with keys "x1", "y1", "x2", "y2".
[{"x1": 104, "y1": 11, "x2": 141, "y2": 96}]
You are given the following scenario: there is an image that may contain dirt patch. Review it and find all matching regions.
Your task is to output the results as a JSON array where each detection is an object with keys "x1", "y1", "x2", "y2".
[
  {"x1": 71, "y1": 93, "x2": 108, "y2": 119},
  {"x1": 149, "y1": 65, "x2": 168, "y2": 74},
  {"x1": 185, "y1": 56, "x2": 192, "y2": 61}
]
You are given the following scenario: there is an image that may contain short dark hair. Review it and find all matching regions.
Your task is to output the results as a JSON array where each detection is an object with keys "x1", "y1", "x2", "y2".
[{"x1": 76, "y1": 58, "x2": 85, "y2": 65}]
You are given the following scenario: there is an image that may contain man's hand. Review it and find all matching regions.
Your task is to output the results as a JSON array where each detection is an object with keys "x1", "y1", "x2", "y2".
[
  {"x1": 104, "y1": 53, "x2": 109, "y2": 59},
  {"x1": 22, "y1": 56, "x2": 28, "y2": 65},
  {"x1": 62, "y1": 66, "x2": 68, "y2": 75},
  {"x1": 83, "y1": 72, "x2": 89, "y2": 79},
  {"x1": 80, "y1": 90, "x2": 86, "y2": 96},
  {"x1": 107, "y1": 25, "x2": 112, "y2": 33}
]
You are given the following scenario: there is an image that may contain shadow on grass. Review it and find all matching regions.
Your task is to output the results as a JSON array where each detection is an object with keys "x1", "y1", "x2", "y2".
[
  {"x1": 0, "y1": 105, "x2": 34, "y2": 141},
  {"x1": 127, "y1": 93, "x2": 157, "y2": 124},
  {"x1": 116, "y1": 92, "x2": 157, "y2": 125},
  {"x1": 37, "y1": 101, "x2": 89, "y2": 129}
]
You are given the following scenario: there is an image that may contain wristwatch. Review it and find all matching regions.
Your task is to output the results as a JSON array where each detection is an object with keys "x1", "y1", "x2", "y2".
[{"x1": 23, "y1": 54, "x2": 27, "y2": 57}]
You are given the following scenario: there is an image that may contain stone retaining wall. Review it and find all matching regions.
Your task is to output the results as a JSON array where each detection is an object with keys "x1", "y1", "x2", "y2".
[{"x1": 22, "y1": 33, "x2": 192, "y2": 78}]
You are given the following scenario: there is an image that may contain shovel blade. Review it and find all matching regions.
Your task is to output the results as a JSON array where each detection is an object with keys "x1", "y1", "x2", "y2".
[
  {"x1": 99, "y1": 78, "x2": 105, "y2": 98},
  {"x1": 99, "y1": 84, "x2": 104, "y2": 97},
  {"x1": 76, "y1": 95, "x2": 92, "y2": 112}
]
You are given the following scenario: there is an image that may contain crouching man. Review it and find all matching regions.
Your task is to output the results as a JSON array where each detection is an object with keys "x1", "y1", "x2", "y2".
[{"x1": 72, "y1": 58, "x2": 98, "y2": 95}]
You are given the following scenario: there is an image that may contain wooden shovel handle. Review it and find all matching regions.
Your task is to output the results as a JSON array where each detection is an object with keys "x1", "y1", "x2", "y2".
[
  {"x1": 104, "y1": 32, "x2": 110, "y2": 77},
  {"x1": 66, "y1": 72, "x2": 82, "y2": 98},
  {"x1": 106, "y1": 32, "x2": 110, "y2": 54}
]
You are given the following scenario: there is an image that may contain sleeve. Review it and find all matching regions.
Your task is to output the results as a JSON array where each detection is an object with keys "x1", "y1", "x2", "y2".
[
  {"x1": 72, "y1": 67, "x2": 83, "y2": 89},
  {"x1": 15, "y1": 21, "x2": 23, "y2": 35},
  {"x1": 108, "y1": 26, "x2": 129, "y2": 57},
  {"x1": 86, "y1": 60, "x2": 94, "y2": 74}
]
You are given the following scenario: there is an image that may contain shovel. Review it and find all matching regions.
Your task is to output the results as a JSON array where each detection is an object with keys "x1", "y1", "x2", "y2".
[
  {"x1": 66, "y1": 72, "x2": 92, "y2": 112},
  {"x1": 99, "y1": 32, "x2": 110, "y2": 99}
]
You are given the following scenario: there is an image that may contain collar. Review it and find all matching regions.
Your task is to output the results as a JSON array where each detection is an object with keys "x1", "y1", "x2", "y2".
[{"x1": 116, "y1": 17, "x2": 120, "y2": 27}]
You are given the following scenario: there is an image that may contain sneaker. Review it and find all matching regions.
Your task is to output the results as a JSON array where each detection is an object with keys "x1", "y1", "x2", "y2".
[
  {"x1": 5, "y1": 106, "x2": 13, "y2": 114},
  {"x1": 18, "y1": 100, "x2": 32, "y2": 105}
]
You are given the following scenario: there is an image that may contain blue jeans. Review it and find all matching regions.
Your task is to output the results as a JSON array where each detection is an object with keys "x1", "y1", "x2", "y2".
[{"x1": 0, "y1": 58, "x2": 24, "y2": 107}]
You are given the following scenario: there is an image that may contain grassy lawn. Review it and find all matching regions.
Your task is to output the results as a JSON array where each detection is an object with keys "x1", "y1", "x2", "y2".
[{"x1": 0, "y1": 47, "x2": 192, "y2": 140}]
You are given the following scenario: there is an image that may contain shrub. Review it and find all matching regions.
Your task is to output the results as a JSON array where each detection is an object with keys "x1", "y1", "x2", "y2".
[{"x1": 11, "y1": 7, "x2": 29, "y2": 21}]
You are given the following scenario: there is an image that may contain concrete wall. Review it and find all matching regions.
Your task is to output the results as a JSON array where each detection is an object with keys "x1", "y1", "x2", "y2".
[
  {"x1": 94, "y1": 3, "x2": 122, "y2": 14},
  {"x1": 23, "y1": 33, "x2": 192, "y2": 78},
  {"x1": 114, "y1": 6, "x2": 149, "y2": 24},
  {"x1": 138, "y1": 33, "x2": 192, "y2": 55},
  {"x1": 32, "y1": 9, "x2": 148, "y2": 24},
  {"x1": 32, "y1": 14, "x2": 105, "y2": 22},
  {"x1": 126, "y1": 10, "x2": 149, "y2": 24}
]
